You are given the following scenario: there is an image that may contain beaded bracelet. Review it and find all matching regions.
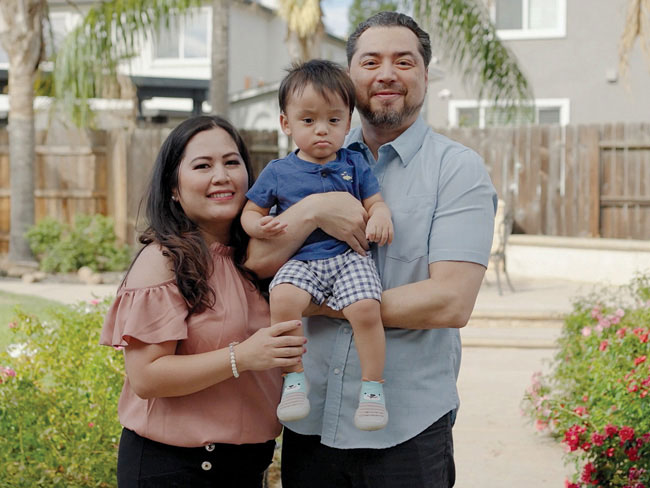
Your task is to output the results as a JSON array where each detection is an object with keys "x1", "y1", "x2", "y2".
[{"x1": 229, "y1": 342, "x2": 240, "y2": 378}]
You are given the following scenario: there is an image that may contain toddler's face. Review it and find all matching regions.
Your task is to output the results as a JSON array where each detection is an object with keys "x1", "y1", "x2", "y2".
[{"x1": 280, "y1": 84, "x2": 351, "y2": 165}]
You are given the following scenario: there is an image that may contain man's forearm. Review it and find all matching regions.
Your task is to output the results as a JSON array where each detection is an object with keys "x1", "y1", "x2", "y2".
[
  {"x1": 381, "y1": 261, "x2": 485, "y2": 329},
  {"x1": 308, "y1": 261, "x2": 486, "y2": 329}
]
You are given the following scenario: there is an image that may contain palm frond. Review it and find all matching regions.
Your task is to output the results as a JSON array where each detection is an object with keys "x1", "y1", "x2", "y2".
[
  {"x1": 619, "y1": 0, "x2": 650, "y2": 79},
  {"x1": 53, "y1": 0, "x2": 202, "y2": 127},
  {"x1": 409, "y1": 0, "x2": 533, "y2": 121}
]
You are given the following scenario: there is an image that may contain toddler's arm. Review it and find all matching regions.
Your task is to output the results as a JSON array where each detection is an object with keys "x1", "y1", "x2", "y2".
[
  {"x1": 363, "y1": 193, "x2": 393, "y2": 246},
  {"x1": 241, "y1": 200, "x2": 288, "y2": 239}
]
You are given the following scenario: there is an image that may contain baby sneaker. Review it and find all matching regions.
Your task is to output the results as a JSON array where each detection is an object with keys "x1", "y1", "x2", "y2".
[
  {"x1": 277, "y1": 371, "x2": 310, "y2": 422},
  {"x1": 354, "y1": 380, "x2": 388, "y2": 431}
]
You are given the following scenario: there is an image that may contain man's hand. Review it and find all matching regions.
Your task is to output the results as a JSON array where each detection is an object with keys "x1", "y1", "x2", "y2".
[{"x1": 313, "y1": 192, "x2": 369, "y2": 255}]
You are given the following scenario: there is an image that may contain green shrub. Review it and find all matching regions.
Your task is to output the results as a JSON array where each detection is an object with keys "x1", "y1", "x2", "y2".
[
  {"x1": 0, "y1": 300, "x2": 123, "y2": 487},
  {"x1": 26, "y1": 215, "x2": 131, "y2": 273},
  {"x1": 522, "y1": 274, "x2": 650, "y2": 487}
]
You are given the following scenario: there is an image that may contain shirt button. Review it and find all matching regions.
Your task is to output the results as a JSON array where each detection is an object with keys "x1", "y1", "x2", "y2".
[
  {"x1": 343, "y1": 328, "x2": 350, "y2": 334},
  {"x1": 201, "y1": 461, "x2": 212, "y2": 471},
  {"x1": 205, "y1": 444, "x2": 215, "y2": 452},
  {"x1": 334, "y1": 368, "x2": 341, "y2": 375},
  {"x1": 321, "y1": 171, "x2": 327, "y2": 177}
]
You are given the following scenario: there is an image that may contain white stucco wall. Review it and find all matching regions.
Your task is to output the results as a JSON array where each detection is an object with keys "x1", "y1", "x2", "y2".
[
  {"x1": 507, "y1": 235, "x2": 650, "y2": 285},
  {"x1": 427, "y1": 0, "x2": 650, "y2": 128}
]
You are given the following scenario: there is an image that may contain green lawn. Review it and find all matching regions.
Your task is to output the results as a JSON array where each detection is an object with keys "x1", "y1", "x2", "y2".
[{"x1": 0, "y1": 291, "x2": 61, "y2": 349}]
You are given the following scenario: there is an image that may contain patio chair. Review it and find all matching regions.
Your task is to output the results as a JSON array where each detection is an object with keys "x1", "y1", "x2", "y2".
[{"x1": 488, "y1": 198, "x2": 515, "y2": 295}]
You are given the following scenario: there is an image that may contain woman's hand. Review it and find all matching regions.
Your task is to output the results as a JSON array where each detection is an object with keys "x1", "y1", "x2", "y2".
[{"x1": 236, "y1": 320, "x2": 306, "y2": 372}]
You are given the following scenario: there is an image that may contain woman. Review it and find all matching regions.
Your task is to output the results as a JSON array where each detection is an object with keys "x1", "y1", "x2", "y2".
[{"x1": 100, "y1": 115, "x2": 306, "y2": 487}]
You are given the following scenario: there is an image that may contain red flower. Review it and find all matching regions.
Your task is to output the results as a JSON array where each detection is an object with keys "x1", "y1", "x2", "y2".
[
  {"x1": 581, "y1": 462, "x2": 597, "y2": 484},
  {"x1": 620, "y1": 426, "x2": 635, "y2": 442},
  {"x1": 574, "y1": 406, "x2": 588, "y2": 416},
  {"x1": 628, "y1": 466, "x2": 643, "y2": 480},
  {"x1": 564, "y1": 424, "x2": 587, "y2": 451},
  {"x1": 591, "y1": 432, "x2": 606, "y2": 446},
  {"x1": 617, "y1": 327, "x2": 627, "y2": 338},
  {"x1": 606, "y1": 447, "x2": 616, "y2": 457},
  {"x1": 581, "y1": 441, "x2": 592, "y2": 451},
  {"x1": 640, "y1": 333, "x2": 649, "y2": 343},
  {"x1": 626, "y1": 447, "x2": 640, "y2": 461},
  {"x1": 634, "y1": 355, "x2": 647, "y2": 366},
  {"x1": 599, "y1": 340, "x2": 608, "y2": 351},
  {"x1": 605, "y1": 424, "x2": 619, "y2": 437}
]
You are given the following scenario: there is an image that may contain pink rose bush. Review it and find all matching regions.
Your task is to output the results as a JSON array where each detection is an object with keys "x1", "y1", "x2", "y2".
[{"x1": 522, "y1": 275, "x2": 650, "y2": 487}]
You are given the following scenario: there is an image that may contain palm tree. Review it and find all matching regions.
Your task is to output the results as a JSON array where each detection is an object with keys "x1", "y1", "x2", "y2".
[
  {"x1": 210, "y1": 0, "x2": 229, "y2": 115},
  {"x1": 0, "y1": 0, "x2": 46, "y2": 266},
  {"x1": 53, "y1": 0, "x2": 203, "y2": 127},
  {"x1": 278, "y1": 0, "x2": 325, "y2": 61}
]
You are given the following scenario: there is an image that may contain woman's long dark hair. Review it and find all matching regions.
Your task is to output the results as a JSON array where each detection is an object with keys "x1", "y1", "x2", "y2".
[{"x1": 138, "y1": 115, "x2": 260, "y2": 314}]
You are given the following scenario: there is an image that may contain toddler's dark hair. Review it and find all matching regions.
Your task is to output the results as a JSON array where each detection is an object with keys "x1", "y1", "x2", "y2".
[{"x1": 279, "y1": 59, "x2": 356, "y2": 115}]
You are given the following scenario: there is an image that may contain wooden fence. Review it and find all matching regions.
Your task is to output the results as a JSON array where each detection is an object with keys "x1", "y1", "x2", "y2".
[
  {"x1": 439, "y1": 123, "x2": 650, "y2": 240},
  {"x1": 0, "y1": 127, "x2": 279, "y2": 252},
  {"x1": 1, "y1": 122, "x2": 649, "y2": 253}
]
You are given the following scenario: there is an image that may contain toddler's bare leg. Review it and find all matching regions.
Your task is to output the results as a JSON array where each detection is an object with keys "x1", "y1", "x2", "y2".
[
  {"x1": 270, "y1": 283, "x2": 312, "y2": 374},
  {"x1": 342, "y1": 299, "x2": 385, "y2": 381}
]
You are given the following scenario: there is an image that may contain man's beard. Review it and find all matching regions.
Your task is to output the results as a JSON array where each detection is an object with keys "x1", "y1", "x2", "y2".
[{"x1": 357, "y1": 91, "x2": 424, "y2": 129}]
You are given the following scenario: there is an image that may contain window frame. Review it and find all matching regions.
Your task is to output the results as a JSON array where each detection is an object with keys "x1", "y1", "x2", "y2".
[
  {"x1": 448, "y1": 98, "x2": 570, "y2": 128},
  {"x1": 152, "y1": 7, "x2": 211, "y2": 66},
  {"x1": 491, "y1": 0, "x2": 567, "y2": 40}
]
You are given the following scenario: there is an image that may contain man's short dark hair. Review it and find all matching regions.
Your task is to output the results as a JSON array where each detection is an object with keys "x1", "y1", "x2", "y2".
[
  {"x1": 278, "y1": 59, "x2": 356, "y2": 115},
  {"x1": 346, "y1": 11, "x2": 432, "y2": 68}
]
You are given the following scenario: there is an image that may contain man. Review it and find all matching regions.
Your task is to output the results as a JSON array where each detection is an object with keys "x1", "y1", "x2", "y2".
[{"x1": 246, "y1": 11, "x2": 497, "y2": 488}]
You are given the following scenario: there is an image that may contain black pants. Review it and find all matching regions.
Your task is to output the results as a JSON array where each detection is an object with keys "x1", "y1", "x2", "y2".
[
  {"x1": 281, "y1": 412, "x2": 455, "y2": 488},
  {"x1": 117, "y1": 428, "x2": 275, "y2": 488}
]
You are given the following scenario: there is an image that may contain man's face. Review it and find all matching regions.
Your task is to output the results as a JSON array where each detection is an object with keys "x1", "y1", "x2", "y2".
[{"x1": 348, "y1": 26, "x2": 428, "y2": 131}]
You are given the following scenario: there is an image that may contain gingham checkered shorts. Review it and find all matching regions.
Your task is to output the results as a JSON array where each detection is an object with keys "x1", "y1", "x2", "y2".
[{"x1": 270, "y1": 249, "x2": 382, "y2": 311}]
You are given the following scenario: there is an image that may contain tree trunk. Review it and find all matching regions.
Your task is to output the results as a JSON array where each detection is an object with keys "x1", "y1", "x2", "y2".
[
  {"x1": 7, "y1": 69, "x2": 37, "y2": 264},
  {"x1": 286, "y1": 20, "x2": 324, "y2": 62},
  {"x1": 210, "y1": 0, "x2": 229, "y2": 116},
  {"x1": 0, "y1": 0, "x2": 44, "y2": 265}
]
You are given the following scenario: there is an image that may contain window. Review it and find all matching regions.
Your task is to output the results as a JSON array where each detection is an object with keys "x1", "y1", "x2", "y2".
[
  {"x1": 448, "y1": 99, "x2": 570, "y2": 128},
  {"x1": 493, "y1": 0, "x2": 566, "y2": 40},
  {"x1": 155, "y1": 9, "x2": 209, "y2": 61}
]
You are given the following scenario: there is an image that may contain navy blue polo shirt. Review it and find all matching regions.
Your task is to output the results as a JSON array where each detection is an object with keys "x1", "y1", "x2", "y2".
[{"x1": 246, "y1": 148, "x2": 380, "y2": 261}]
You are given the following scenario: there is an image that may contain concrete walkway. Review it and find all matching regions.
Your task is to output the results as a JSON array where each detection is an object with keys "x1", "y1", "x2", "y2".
[{"x1": 0, "y1": 273, "x2": 592, "y2": 486}]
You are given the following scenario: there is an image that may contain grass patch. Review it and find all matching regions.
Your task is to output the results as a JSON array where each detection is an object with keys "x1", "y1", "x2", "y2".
[{"x1": 0, "y1": 291, "x2": 61, "y2": 349}]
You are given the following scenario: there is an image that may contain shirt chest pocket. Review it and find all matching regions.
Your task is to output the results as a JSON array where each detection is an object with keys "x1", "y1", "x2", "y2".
[{"x1": 385, "y1": 195, "x2": 435, "y2": 263}]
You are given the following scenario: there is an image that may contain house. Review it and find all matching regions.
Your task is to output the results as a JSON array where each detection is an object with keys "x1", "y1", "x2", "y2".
[
  {"x1": 0, "y1": 0, "x2": 348, "y2": 149},
  {"x1": 427, "y1": 0, "x2": 650, "y2": 128}
]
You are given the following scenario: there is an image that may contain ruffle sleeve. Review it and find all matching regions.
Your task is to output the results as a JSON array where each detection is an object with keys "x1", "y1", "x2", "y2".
[{"x1": 100, "y1": 280, "x2": 189, "y2": 347}]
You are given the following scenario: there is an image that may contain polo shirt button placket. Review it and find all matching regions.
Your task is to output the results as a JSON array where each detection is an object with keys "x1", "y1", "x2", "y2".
[
  {"x1": 321, "y1": 171, "x2": 327, "y2": 178},
  {"x1": 201, "y1": 461, "x2": 212, "y2": 471},
  {"x1": 205, "y1": 444, "x2": 215, "y2": 452}
]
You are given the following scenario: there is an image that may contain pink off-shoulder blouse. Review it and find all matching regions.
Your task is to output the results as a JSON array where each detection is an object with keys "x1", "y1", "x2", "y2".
[{"x1": 100, "y1": 243, "x2": 282, "y2": 448}]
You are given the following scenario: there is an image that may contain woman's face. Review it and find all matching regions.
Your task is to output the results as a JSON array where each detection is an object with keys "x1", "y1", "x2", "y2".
[{"x1": 174, "y1": 127, "x2": 249, "y2": 245}]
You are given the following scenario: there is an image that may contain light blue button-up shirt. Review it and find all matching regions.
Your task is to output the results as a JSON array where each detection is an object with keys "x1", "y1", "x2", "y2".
[{"x1": 283, "y1": 116, "x2": 497, "y2": 448}]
